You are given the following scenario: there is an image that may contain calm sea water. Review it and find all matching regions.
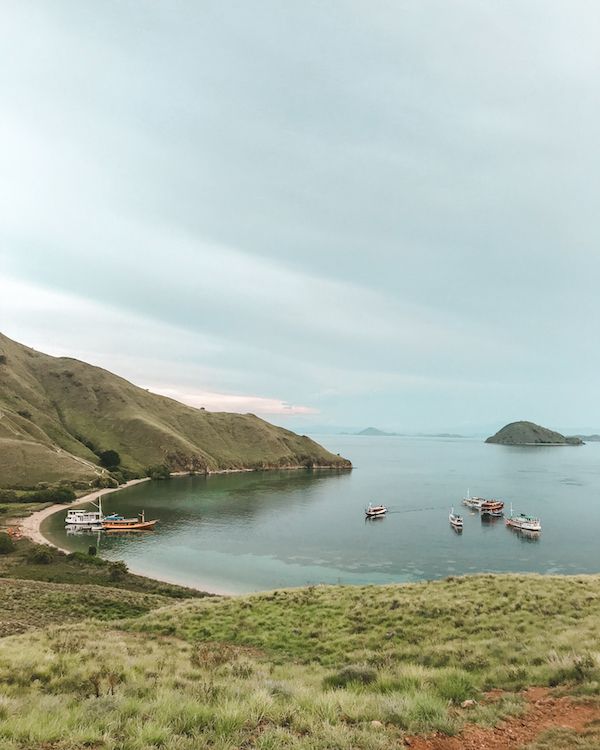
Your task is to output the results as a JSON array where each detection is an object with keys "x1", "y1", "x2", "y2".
[{"x1": 42, "y1": 436, "x2": 600, "y2": 593}]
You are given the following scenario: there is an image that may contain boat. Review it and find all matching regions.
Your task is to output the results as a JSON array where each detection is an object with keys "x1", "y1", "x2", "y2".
[
  {"x1": 480, "y1": 500, "x2": 504, "y2": 517},
  {"x1": 365, "y1": 503, "x2": 388, "y2": 518},
  {"x1": 449, "y1": 507, "x2": 463, "y2": 529},
  {"x1": 463, "y1": 490, "x2": 504, "y2": 515},
  {"x1": 505, "y1": 504, "x2": 541, "y2": 532},
  {"x1": 102, "y1": 510, "x2": 158, "y2": 531},
  {"x1": 65, "y1": 495, "x2": 124, "y2": 528},
  {"x1": 65, "y1": 508, "x2": 103, "y2": 527}
]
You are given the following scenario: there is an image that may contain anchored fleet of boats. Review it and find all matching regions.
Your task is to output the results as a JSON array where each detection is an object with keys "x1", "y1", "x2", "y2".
[{"x1": 365, "y1": 489, "x2": 542, "y2": 537}]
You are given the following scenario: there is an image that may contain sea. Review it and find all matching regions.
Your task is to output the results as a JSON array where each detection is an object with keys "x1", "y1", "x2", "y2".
[{"x1": 41, "y1": 435, "x2": 600, "y2": 593}]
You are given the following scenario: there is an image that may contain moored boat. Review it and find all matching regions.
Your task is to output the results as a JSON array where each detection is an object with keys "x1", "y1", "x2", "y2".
[
  {"x1": 463, "y1": 490, "x2": 504, "y2": 515},
  {"x1": 505, "y1": 504, "x2": 541, "y2": 532},
  {"x1": 449, "y1": 507, "x2": 463, "y2": 529},
  {"x1": 365, "y1": 503, "x2": 387, "y2": 518},
  {"x1": 480, "y1": 500, "x2": 504, "y2": 517},
  {"x1": 65, "y1": 508, "x2": 103, "y2": 527},
  {"x1": 102, "y1": 510, "x2": 157, "y2": 531}
]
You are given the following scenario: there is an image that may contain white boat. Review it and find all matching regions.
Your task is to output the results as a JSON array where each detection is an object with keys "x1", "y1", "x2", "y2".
[
  {"x1": 65, "y1": 508, "x2": 103, "y2": 527},
  {"x1": 449, "y1": 507, "x2": 463, "y2": 529},
  {"x1": 365, "y1": 503, "x2": 388, "y2": 517},
  {"x1": 64, "y1": 496, "x2": 124, "y2": 529},
  {"x1": 505, "y1": 504, "x2": 541, "y2": 532}
]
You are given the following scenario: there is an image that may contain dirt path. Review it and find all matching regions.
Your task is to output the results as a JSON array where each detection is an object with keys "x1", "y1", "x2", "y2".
[{"x1": 405, "y1": 688, "x2": 599, "y2": 749}]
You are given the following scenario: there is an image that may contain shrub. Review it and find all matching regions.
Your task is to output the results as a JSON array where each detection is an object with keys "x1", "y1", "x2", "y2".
[
  {"x1": 0, "y1": 489, "x2": 18, "y2": 502},
  {"x1": 27, "y1": 545, "x2": 56, "y2": 564},
  {"x1": 24, "y1": 488, "x2": 76, "y2": 503},
  {"x1": 145, "y1": 464, "x2": 171, "y2": 480},
  {"x1": 88, "y1": 546, "x2": 97, "y2": 557},
  {"x1": 323, "y1": 664, "x2": 377, "y2": 689},
  {"x1": 109, "y1": 561, "x2": 128, "y2": 581},
  {"x1": 433, "y1": 669, "x2": 477, "y2": 703},
  {"x1": 0, "y1": 533, "x2": 15, "y2": 554},
  {"x1": 98, "y1": 450, "x2": 121, "y2": 469}
]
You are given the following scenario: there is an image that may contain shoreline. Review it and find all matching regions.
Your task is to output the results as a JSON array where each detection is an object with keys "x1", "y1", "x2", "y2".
[
  {"x1": 17, "y1": 478, "x2": 152, "y2": 554},
  {"x1": 15, "y1": 475, "x2": 248, "y2": 596},
  {"x1": 13, "y1": 465, "x2": 351, "y2": 596}
]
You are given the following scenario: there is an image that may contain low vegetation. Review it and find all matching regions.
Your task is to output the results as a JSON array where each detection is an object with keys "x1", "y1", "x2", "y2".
[
  {"x1": 127, "y1": 575, "x2": 600, "y2": 692},
  {"x1": 0, "y1": 569, "x2": 599, "y2": 748},
  {"x1": 0, "y1": 539, "x2": 207, "y2": 604}
]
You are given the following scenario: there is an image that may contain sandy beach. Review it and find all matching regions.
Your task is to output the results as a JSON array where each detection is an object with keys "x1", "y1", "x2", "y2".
[{"x1": 17, "y1": 478, "x2": 151, "y2": 553}]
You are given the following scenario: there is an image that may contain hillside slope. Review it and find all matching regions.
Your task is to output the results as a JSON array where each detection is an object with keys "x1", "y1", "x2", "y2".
[
  {"x1": 1, "y1": 572, "x2": 600, "y2": 748},
  {"x1": 0, "y1": 332, "x2": 350, "y2": 488},
  {"x1": 485, "y1": 421, "x2": 584, "y2": 445}
]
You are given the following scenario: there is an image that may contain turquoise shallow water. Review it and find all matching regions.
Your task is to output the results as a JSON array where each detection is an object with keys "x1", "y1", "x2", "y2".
[{"x1": 42, "y1": 436, "x2": 600, "y2": 593}]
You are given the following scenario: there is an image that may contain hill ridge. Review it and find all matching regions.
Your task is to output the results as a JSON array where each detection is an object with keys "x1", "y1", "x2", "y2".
[{"x1": 0, "y1": 332, "x2": 350, "y2": 488}]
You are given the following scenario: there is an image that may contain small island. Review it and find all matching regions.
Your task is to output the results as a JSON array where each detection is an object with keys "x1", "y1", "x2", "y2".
[
  {"x1": 357, "y1": 427, "x2": 396, "y2": 436},
  {"x1": 485, "y1": 421, "x2": 584, "y2": 446}
]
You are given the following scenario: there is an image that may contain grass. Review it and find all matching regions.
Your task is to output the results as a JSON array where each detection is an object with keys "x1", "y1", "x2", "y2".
[
  {"x1": 0, "y1": 502, "x2": 53, "y2": 519},
  {"x1": 1, "y1": 571, "x2": 600, "y2": 747},
  {"x1": 0, "y1": 579, "x2": 175, "y2": 638},
  {"x1": 0, "y1": 539, "x2": 208, "y2": 602},
  {"x1": 0, "y1": 331, "x2": 350, "y2": 489},
  {"x1": 525, "y1": 717, "x2": 600, "y2": 748},
  {"x1": 124, "y1": 575, "x2": 600, "y2": 691}
]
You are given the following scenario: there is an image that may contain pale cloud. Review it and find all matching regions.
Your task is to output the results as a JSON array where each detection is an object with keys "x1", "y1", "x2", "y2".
[
  {"x1": 2, "y1": 1, "x2": 600, "y2": 432},
  {"x1": 151, "y1": 387, "x2": 318, "y2": 416}
]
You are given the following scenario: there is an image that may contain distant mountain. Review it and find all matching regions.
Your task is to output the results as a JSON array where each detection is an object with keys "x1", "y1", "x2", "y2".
[
  {"x1": 357, "y1": 427, "x2": 396, "y2": 436},
  {"x1": 573, "y1": 434, "x2": 600, "y2": 442},
  {"x1": 0, "y1": 332, "x2": 351, "y2": 489},
  {"x1": 485, "y1": 421, "x2": 584, "y2": 446}
]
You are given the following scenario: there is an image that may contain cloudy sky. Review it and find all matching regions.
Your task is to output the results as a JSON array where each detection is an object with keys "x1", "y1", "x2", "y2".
[{"x1": 1, "y1": 1, "x2": 600, "y2": 434}]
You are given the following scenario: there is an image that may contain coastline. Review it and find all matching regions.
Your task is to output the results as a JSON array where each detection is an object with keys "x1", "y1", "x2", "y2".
[
  {"x1": 18, "y1": 478, "x2": 151, "y2": 554},
  {"x1": 16, "y1": 476, "x2": 237, "y2": 596}
]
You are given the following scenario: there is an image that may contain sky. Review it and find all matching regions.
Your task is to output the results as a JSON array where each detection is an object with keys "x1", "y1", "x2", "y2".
[{"x1": 1, "y1": 1, "x2": 600, "y2": 434}]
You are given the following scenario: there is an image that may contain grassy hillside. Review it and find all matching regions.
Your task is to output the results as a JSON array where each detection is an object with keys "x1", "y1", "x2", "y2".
[
  {"x1": 0, "y1": 539, "x2": 205, "y2": 638},
  {"x1": 0, "y1": 332, "x2": 350, "y2": 488},
  {"x1": 1, "y1": 574, "x2": 600, "y2": 749},
  {"x1": 486, "y1": 421, "x2": 583, "y2": 445}
]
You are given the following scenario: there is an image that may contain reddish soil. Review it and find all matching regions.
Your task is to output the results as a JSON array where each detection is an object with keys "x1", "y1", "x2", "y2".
[{"x1": 405, "y1": 688, "x2": 599, "y2": 750}]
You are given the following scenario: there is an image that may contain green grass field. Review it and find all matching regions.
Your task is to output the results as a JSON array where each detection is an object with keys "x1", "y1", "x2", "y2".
[{"x1": 1, "y1": 566, "x2": 600, "y2": 749}]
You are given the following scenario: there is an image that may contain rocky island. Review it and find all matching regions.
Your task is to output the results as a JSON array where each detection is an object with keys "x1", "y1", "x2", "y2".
[{"x1": 485, "y1": 420, "x2": 584, "y2": 446}]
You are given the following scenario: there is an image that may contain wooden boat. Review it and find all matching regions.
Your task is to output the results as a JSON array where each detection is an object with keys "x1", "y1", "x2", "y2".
[
  {"x1": 102, "y1": 510, "x2": 157, "y2": 531},
  {"x1": 505, "y1": 504, "x2": 541, "y2": 532},
  {"x1": 463, "y1": 490, "x2": 503, "y2": 515},
  {"x1": 449, "y1": 507, "x2": 463, "y2": 529},
  {"x1": 480, "y1": 500, "x2": 504, "y2": 517},
  {"x1": 365, "y1": 503, "x2": 388, "y2": 518}
]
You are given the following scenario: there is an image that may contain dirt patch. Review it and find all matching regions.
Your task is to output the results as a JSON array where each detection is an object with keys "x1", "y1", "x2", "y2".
[{"x1": 405, "y1": 688, "x2": 599, "y2": 750}]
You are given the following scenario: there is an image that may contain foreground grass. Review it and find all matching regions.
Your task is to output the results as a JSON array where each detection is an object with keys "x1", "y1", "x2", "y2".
[
  {"x1": 0, "y1": 574, "x2": 599, "y2": 748},
  {"x1": 127, "y1": 575, "x2": 600, "y2": 691},
  {"x1": 526, "y1": 717, "x2": 600, "y2": 749},
  {"x1": 0, "y1": 623, "x2": 525, "y2": 750}
]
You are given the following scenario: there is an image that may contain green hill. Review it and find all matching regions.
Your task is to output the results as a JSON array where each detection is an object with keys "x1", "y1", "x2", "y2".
[
  {"x1": 0, "y1": 332, "x2": 350, "y2": 489},
  {"x1": 485, "y1": 421, "x2": 584, "y2": 446}
]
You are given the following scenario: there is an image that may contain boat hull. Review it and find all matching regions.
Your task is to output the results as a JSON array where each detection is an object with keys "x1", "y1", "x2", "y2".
[{"x1": 102, "y1": 520, "x2": 158, "y2": 531}]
